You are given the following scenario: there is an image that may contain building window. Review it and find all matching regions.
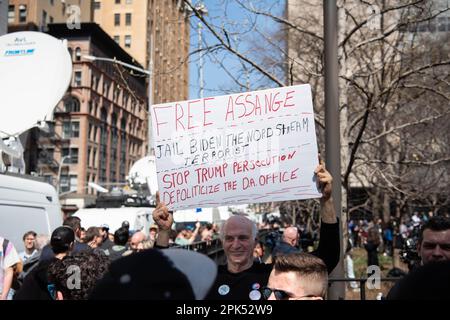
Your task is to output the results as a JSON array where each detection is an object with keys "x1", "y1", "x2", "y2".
[
  {"x1": 62, "y1": 148, "x2": 79, "y2": 164},
  {"x1": 94, "y1": 2, "x2": 101, "y2": 10},
  {"x1": 74, "y1": 71, "x2": 82, "y2": 86},
  {"x1": 8, "y1": 5, "x2": 15, "y2": 23},
  {"x1": 88, "y1": 123, "x2": 93, "y2": 139},
  {"x1": 114, "y1": 13, "x2": 120, "y2": 26},
  {"x1": 19, "y1": 5, "x2": 27, "y2": 23},
  {"x1": 64, "y1": 96, "x2": 81, "y2": 112},
  {"x1": 75, "y1": 47, "x2": 81, "y2": 61},
  {"x1": 114, "y1": 35, "x2": 120, "y2": 44},
  {"x1": 126, "y1": 0, "x2": 133, "y2": 4},
  {"x1": 38, "y1": 148, "x2": 54, "y2": 164},
  {"x1": 125, "y1": 35, "x2": 132, "y2": 48},
  {"x1": 50, "y1": 0, "x2": 54, "y2": 6},
  {"x1": 60, "y1": 174, "x2": 78, "y2": 193},
  {"x1": 92, "y1": 150, "x2": 97, "y2": 169},
  {"x1": 63, "y1": 121, "x2": 80, "y2": 138},
  {"x1": 103, "y1": 81, "x2": 110, "y2": 97},
  {"x1": 126, "y1": 13, "x2": 132, "y2": 26},
  {"x1": 49, "y1": 16, "x2": 54, "y2": 23},
  {"x1": 87, "y1": 147, "x2": 92, "y2": 167},
  {"x1": 115, "y1": 0, "x2": 121, "y2": 4}
]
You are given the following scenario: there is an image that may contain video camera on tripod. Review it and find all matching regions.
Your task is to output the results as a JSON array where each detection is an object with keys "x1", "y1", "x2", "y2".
[{"x1": 400, "y1": 224, "x2": 421, "y2": 271}]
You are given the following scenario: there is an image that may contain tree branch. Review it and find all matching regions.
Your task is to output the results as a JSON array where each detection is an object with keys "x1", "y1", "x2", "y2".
[
  {"x1": 362, "y1": 111, "x2": 450, "y2": 143},
  {"x1": 236, "y1": 0, "x2": 323, "y2": 41},
  {"x1": 183, "y1": 0, "x2": 284, "y2": 86}
]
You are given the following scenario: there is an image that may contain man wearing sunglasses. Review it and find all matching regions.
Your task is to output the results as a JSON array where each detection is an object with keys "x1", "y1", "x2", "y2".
[
  {"x1": 205, "y1": 162, "x2": 339, "y2": 300},
  {"x1": 263, "y1": 253, "x2": 328, "y2": 300}
]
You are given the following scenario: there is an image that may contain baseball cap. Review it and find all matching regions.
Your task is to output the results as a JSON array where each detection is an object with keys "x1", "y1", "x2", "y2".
[
  {"x1": 50, "y1": 226, "x2": 75, "y2": 254},
  {"x1": 89, "y1": 249, "x2": 217, "y2": 300},
  {"x1": 149, "y1": 224, "x2": 159, "y2": 231},
  {"x1": 122, "y1": 220, "x2": 130, "y2": 229},
  {"x1": 100, "y1": 224, "x2": 110, "y2": 230}
]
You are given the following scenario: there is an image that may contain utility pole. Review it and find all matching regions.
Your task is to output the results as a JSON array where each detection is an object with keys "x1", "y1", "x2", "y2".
[
  {"x1": 195, "y1": 2, "x2": 208, "y2": 98},
  {"x1": 324, "y1": 0, "x2": 345, "y2": 300},
  {"x1": 148, "y1": 35, "x2": 154, "y2": 155},
  {"x1": 198, "y1": 21, "x2": 204, "y2": 98}
]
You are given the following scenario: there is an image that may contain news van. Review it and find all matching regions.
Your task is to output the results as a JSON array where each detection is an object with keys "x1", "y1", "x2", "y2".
[
  {"x1": 73, "y1": 206, "x2": 155, "y2": 235},
  {"x1": 0, "y1": 174, "x2": 63, "y2": 252},
  {"x1": 173, "y1": 206, "x2": 230, "y2": 230}
]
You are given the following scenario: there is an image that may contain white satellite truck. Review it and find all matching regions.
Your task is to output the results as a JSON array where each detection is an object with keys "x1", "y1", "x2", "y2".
[
  {"x1": 0, "y1": 31, "x2": 72, "y2": 251},
  {"x1": 72, "y1": 156, "x2": 159, "y2": 235},
  {"x1": 0, "y1": 174, "x2": 62, "y2": 252},
  {"x1": 173, "y1": 206, "x2": 230, "y2": 231},
  {"x1": 73, "y1": 206, "x2": 155, "y2": 235}
]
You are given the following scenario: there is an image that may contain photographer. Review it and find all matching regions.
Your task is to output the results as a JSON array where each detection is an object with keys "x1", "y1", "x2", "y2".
[{"x1": 387, "y1": 215, "x2": 450, "y2": 299}]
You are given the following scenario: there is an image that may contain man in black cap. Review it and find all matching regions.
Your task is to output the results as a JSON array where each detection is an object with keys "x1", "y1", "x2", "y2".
[
  {"x1": 122, "y1": 220, "x2": 130, "y2": 229},
  {"x1": 99, "y1": 224, "x2": 114, "y2": 255},
  {"x1": 14, "y1": 227, "x2": 75, "y2": 300}
]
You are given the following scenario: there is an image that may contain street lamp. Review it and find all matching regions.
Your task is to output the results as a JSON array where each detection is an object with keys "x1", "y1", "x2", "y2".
[
  {"x1": 56, "y1": 155, "x2": 71, "y2": 194},
  {"x1": 83, "y1": 54, "x2": 153, "y2": 155},
  {"x1": 59, "y1": 182, "x2": 109, "y2": 197}
]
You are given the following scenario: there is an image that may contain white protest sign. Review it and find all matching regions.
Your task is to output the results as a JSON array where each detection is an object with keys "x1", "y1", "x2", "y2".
[{"x1": 151, "y1": 84, "x2": 322, "y2": 210}]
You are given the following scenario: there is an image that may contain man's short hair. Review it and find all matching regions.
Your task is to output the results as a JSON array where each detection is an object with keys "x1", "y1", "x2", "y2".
[
  {"x1": 50, "y1": 226, "x2": 75, "y2": 254},
  {"x1": 63, "y1": 216, "x2": 82, "y2": 232},
  {"x1": 419, "y1": 216, "x2": 450, "y2": 243},
  {"x1": 114, "y1": 227, "x2": 129, "y2": 246},
  {"x1": 22, "y1": 231, "x2": 37, "y2": 241},
  {"x1": 84, "y1": 227, "x2": 101, "y2": 243},
  {"x1": 48, "y1": 251, "x2": 109, "y2": 300},
  {"x1": 273, "y1": 253, "x2": 328, "y2": 298}
]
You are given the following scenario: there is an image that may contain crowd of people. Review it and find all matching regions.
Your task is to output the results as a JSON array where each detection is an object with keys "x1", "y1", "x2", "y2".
[{"x1": 1, "y1": 161, "x2": 449, "y2": 301}]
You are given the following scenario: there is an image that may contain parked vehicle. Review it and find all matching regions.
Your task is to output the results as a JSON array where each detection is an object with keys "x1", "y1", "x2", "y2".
[
  {"x1": 73, "y1": 206, "x2": 155, "y2": 235},
  {"x1": 0, "y1": 173, "x2": 62, "y2": 252},
  {"x1": 173, "y1": 206, "x2": 229, "y2": 231}
]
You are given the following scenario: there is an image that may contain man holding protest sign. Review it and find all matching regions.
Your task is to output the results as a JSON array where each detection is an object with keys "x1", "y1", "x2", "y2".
[
  {"x1": 204, "y1": 161, "x2": 339, "y2": 300},
  {"x1": 150, "y1": 85, "x2": 340, "y2": 300},
  {"x1": 150, "y1": 160, "x2": 339, "y2": 301}
]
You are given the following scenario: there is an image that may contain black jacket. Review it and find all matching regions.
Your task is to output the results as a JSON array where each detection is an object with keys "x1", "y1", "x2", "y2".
[{"x1": 13, "y1": 259, "x2": 55, "y2": 300}]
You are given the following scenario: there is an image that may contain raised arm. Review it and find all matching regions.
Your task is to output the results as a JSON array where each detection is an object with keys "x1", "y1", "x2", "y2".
[
  {"x1": 313, "y1": 162, "x2": 340, "y2": 273},
  {"x1": 152, "y1": 192, "x2": 173, "y2": 248}
]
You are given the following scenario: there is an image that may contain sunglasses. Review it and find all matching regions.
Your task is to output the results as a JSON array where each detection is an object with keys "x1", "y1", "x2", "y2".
[
  {"x1": 261, "y1": 287, "x2": 318, "y2": 300},
  {"x1": 261, "y1": 287, "x2": 290, "y2": 300}
]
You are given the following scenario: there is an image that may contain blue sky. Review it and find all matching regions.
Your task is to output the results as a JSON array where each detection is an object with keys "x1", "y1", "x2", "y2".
[{"x1": 188, "y1": 0, "x2": 285, "y2": 100}]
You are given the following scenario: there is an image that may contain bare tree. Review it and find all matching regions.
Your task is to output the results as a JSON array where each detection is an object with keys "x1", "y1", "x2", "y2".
[{"x1": 185, "y1": 0, "x2": 450, "y2": 224}]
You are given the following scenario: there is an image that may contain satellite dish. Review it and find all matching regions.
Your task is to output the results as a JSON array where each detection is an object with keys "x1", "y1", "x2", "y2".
[
  {"x1": 0, "y1": 31, "x2": 72, "y2": 138},
  {"x1": 127, "y1": 156, "x2": 158, "y2": 195}
]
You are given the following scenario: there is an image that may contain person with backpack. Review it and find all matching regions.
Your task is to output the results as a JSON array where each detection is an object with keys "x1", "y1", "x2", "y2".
[
  {"x1": 13, "y1": 227, "x2": 75, "y2": 300},
  {"x1": 1, "y1": 236, "x2": 21, "y2": 300}
]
